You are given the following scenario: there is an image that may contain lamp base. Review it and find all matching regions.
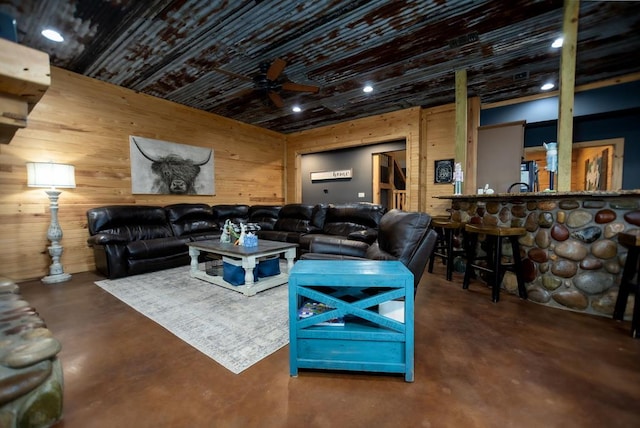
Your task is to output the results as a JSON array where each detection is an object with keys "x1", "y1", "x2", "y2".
[{"x1": 42, "y1": 272, "x2": 72, "y2": 284}]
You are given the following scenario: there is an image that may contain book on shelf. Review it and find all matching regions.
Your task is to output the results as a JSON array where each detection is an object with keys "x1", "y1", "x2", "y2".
[{"x1": 297, "y1": 301, "x2": 345, "y2": 326}]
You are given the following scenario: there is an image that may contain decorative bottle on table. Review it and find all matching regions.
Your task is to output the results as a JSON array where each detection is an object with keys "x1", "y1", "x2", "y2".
[{"x1": 453, "y1": 162, "x2": 464, "y2": 195}]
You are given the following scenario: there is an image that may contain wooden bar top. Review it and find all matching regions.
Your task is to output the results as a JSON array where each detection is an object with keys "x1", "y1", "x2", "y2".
[{"x1": 435, "y1": 190, "x2": 640, "y2": 200}]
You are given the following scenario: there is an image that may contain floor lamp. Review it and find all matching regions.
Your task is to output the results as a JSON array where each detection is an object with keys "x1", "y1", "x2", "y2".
[{"x1": 26, "y1": 162, "x2": 76, "y2": 284}]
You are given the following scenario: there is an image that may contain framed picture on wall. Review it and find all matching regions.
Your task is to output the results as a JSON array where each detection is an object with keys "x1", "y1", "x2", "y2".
[
  {"x1": 130, "y1": 136, "x2": 215, "y2": 195},
  {"x1": 584, "y1": 148, "x2": 608, "y2": 191},
  {"x1": 434, "y1": 159, "x2": 454, "y2": 184}
]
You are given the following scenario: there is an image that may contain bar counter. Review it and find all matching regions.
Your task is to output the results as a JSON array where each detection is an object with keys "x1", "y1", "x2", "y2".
[{"x1": 436, "y1": 190, "x2": 640, "y2": 317}]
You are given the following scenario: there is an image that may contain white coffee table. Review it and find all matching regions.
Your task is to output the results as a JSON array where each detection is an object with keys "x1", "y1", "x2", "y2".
[{"x1": 187, "y1": 239, "x2": 298, "y2": 296}]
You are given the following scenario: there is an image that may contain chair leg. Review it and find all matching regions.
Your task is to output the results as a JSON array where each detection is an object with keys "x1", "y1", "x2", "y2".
[
  {"x1": 427, "y1": 247, "x2": 436, "y2": 273},
  {"x1": 462, "y1": 233, "x2": 478, "y2": 290},
  {"x1": 427, "y1": 227, "x2": 442, "y2": 274},
  {"x1": 613, "y1": 248, "x2": 639, "y2": 320},
  {"x1": 510, "y1": 236, "x2": 528, "y2": 300},
  {"x1": 445, "y1": 228, "x2": 454, "y2": 281},
  {"x1": 491, "y1": 236, "x2": 502, "y2": 303},
  {"x1": 633, "y1": 284, "x2": 639, "y2": 338}
]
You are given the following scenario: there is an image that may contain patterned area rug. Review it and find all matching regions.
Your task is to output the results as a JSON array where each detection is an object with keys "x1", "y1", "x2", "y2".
[{"x1": 95, "y1": 265, "x2": 289, "y2": 374}]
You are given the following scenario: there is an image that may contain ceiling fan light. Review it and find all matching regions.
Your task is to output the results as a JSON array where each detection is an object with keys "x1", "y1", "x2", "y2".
[
  {"x1": 551, "y1": 37, "x2": 563, "y2": 48},
  {"x1": 541, "y1": 82, "x2": 555, "y2": 91},
  {"x1": 292, "y1": 106, "x2": 302, "y2": 113},
  {"x1": 363, "y1": 85, "x2": 373, "y2": 93},
  {"x1": 41, "y1": 28, "x2": 63, "y2": 42}
]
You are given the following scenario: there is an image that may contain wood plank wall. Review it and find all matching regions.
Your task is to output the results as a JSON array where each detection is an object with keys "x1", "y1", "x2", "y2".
[
  {"x1": 285, "y1": 107, "x2": 423, "y2": 211},
  {"x1": 0, "y1": 67, "x2": 462, "y2": 282},
  {"x1": 0, "y1": 67, "x2": 286, "y2": 281},
  {"x1": 421, "y1": 104, "x2": 458, "y2": 216}
]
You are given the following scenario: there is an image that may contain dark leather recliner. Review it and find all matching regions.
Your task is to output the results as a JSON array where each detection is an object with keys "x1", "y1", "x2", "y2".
[
  {"x1": 86, "y1": 205, "x2": 189, "y2": 279},
  {"x1": 298, "y1": 202, "x2": 386, "y2": 252},
  {"x1": 301, "y1": 209, "x2": 438, "y2": 293}
]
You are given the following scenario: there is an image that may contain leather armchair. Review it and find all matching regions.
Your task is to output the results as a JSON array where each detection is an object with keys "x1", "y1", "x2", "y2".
[{"x1": 301, "y1": 209, "x2": 438, "y2": 293}]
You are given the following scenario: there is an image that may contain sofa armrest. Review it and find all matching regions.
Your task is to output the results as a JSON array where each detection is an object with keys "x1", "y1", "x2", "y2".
[
  {"x1": 309, "y1": 238, "x2": 369, "y2": 258},
  {"x1": 87, "y1": 233, "x2": 129, "y2": 246}
]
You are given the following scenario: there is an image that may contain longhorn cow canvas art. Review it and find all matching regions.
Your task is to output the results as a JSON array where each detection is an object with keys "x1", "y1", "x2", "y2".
[{"x1": 130, "y1": 136, "x2": 214, "y2": 195}]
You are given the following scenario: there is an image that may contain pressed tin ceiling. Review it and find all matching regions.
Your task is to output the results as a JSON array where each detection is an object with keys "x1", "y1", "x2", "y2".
[{"x1": 2, "y1": 0, "x2": 640, "y2": 133}]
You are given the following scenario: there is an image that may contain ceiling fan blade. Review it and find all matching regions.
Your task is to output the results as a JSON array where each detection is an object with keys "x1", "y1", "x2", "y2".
[
  {"x1": 211, "y1": 67, "x2": 252, "y2": 82},
  {"x1": 266, "y1": 58, "x2": 286, "y2": 81},
  {"x1": 281, "y1": 82, "x2": 320, "y2": 93},
  {"x1": 268, "y1": 91, "x2": 284, "y2": 108}
]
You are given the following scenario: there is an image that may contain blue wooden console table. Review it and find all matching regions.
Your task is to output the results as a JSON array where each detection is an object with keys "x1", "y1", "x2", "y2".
[{"x1": 288, "y1": 260, "x2": 415, "y2": 382}]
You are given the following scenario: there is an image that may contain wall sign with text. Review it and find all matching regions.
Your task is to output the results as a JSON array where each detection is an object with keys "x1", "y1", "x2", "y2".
[{"x1": 310, "y1": 169, "x2": 353, "y2": 181}]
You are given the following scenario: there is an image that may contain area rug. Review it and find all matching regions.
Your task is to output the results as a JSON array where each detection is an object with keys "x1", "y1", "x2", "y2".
[{"x1": 94, "y1": 265, "x2": 289, "y2": 374}]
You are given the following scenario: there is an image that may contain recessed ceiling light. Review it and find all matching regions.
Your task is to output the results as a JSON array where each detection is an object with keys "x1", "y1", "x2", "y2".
[
  {"x1": 292, "y1": 106, "x2": 302, "y2": 113},
  {"x1": 42, "y1": 28, "x2": 64, "y2": 42},
  {"x1": 363, "y1": 85, "x2": 373, "y2": 93},
  {"x1": 541, "y1": 83, "x2": 555, "y2": 91},
  {"x1": 551, "y1": 37, "x2": 563, "y2": 48}
]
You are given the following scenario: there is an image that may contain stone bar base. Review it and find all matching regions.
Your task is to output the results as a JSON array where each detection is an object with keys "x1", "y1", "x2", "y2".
[
  {"x1": 0, "y1": 279, "x2": 63, "y2": 427},
  {"x1": 439, "y1": 191, "x2": 640, "y2": 317}
]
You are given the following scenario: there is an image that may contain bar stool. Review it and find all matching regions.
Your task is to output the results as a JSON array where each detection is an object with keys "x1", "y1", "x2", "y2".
[
  {"x1": 613, "y1": 232, "x2": 640, "y2": 338},
  {"x1": 462, "y1": 224, "x2": 528, "y2": 303},
  {"x1": 428, "y1": 217, "x2": 464, "y2": 281}
]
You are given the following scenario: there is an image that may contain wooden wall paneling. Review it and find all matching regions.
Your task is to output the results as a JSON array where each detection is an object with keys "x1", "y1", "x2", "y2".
[
  {"x1": 466, "y1": 97, "x2": 480, "y2": 193},
  {"x1": 286, "y1": 107, "x2": 421, "y2": 211},
  {"x1": 0, "y1": 67, "x2": 285, "y2": 281},
  {"x1": 421, "y1": 104, "x2": 457, "y2": 216}
]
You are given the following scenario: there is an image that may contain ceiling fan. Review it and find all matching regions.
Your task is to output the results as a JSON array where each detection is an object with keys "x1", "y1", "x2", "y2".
[{"x1": 216, "y1": 58, "x2": 320, "y2": 108}]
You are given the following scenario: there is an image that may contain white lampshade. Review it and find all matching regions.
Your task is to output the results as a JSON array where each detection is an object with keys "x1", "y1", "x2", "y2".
[{"x1": 26, "y1": 162, "x2": 76, "y2": 188}]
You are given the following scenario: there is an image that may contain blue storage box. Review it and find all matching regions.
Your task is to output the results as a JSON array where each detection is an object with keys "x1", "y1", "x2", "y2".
[
  {"x1": 257, "y1": 256, "x2": 280, "y2": 278},
  {"x1": 222, "y1": 257, "x2": 258, "y2": 286}
]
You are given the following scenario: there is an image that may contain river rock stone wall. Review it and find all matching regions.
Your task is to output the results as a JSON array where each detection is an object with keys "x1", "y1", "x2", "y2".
[{"x1": 449, "y1": 196, "x2": 640, "y2": 318}]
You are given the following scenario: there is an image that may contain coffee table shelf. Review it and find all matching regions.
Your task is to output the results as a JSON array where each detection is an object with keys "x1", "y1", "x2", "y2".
[
  {"x1": 288, "y1": 260, "x2": 415, "y2": 382},
  {"x1": 187, "y1": 239, "x2": 297, "y2": 297}
]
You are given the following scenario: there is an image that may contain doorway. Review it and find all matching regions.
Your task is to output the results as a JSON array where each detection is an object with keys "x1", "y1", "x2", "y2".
[{"x1": 372, "y1": 150, "x2": 406, "y2": 210}]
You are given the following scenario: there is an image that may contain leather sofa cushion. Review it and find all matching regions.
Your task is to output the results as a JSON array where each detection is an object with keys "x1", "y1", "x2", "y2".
[
  {"x1": 248, "y1": 205, "x2": 282, "y2": 231},
  {"x1": 323, "y1": 203, "x2": 385, "y2": 233},
  {"x1": 127, "y1": 237, "x2": 188, "y2": 260},
  {"x1": 212, "y1": 204, "x2": 250, "y2": 227},
  {"x1": 273, "y1": 204, "x2": 325, "y2": 233},
  {"x1": 257, "y1": 230, "x2": 301, "y2": 243},
  {"x1": 307, "y1": 236, "x2": 369, "y2": 257},
  {"x1": 165, "y1": 203, "x2": 219, "y2": 238}
]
